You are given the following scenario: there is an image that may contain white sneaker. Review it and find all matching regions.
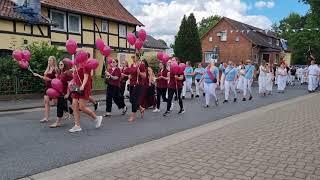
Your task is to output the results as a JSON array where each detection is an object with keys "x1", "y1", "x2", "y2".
[
  {"x1": 95, "y1": 116, "x2": 103, "y2": 128},
  {"x1": 153, "y1": 108, "x2": 160, "y2": 113},
  {"x1": 69, "y1": 125, "x2": 82, "y2": 133}
]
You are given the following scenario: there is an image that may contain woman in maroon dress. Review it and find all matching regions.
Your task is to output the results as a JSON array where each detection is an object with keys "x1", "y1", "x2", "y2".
[
  {"x1": 126, "y1": 56, "x2": 146, "y2": 122},
  {"x1": 153, "y1": 62, "x2": 168, "y2": 112},
  {"x1": 69, "y1": 62, "x2": 103, "y2": 133},
  {"x1": 140, "y1": 59, "x2": 156, "y2": 109},
  {"x1": 33, "y1": 56, "x2": 58, "y2": 123},
  {"x1": 104, "y1": 59, "x2": 127, "y2": 117},
  {"x1": 50, "y1": 59, "x2": 73, "y2": 128}
]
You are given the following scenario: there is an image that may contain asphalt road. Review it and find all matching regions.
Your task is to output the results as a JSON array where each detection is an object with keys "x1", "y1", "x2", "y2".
[{"x1": 0, "y1": 84, "x2": 310, "y2": 180}]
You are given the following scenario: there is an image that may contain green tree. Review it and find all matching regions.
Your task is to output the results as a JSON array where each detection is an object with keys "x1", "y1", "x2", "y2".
[
  {"x1": 198, "y1": 15, "x2": 221, "y2": 37},
  {"x1": 174, "y1": 14, "x2": 202, "y2": 64},
  {"x1": 174, "y1": 15, "x2": 188, "y2": 61}
]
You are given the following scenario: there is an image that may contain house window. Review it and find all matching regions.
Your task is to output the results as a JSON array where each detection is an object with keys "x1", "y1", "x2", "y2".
[
  {"x1": 268, "y1": 38, "x2": 272, "y2": 45},
  {"x1": 220, "y1": 31, "x2": 227, "y2": 41},
  {"x1": 276, "y1": 40, "x2": 280, "y2": 46},
  {"x1": 0, "y1": 49, "x2": 13, "y2": 58},
  {"x1": 102, "y1": 21, "x2": 108, "y2": 32},
  {"x1": 276, "y1": 54, "x2": 280, "y2": 63},
  {"x1": 68, "y1": 14, "x2": 81, "y2": 33},
  {"x1": 51, "y1": 10, "x2": 66, "y2": 31},
  {"x1": 235, "y1": 36, "x2": 240, "y2": 42},
  {"x1": 119, "y1": 25, "x2": 126, "y2": 38},
  {"x1": 209, "y1": 37, "x2": 213, "y2": 42}
]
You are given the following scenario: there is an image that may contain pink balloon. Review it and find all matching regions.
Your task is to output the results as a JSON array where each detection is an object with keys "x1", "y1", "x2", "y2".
[
  {"x1": 85, "y1": 59, "x2": 99, "y2": 70},
  {"x1": 66, "y1": 39, "x2": 78, "y2": 55},
  {"x1": 75, "y1": 50, "x2": 88, "y2": 65},
  {"x1": 162, "y1": 54, "x2": 170, "y2": 63},
  {"x1": 157, "y1": 52, "x2": 163, "y2": 61},
  {"x1": 46, "y1": 88, "x2": 60, "y2": 98},
  {"x1": 51, "y1": 78, "x2": 63, "y2": 93},
  {"x1": 138, "y1": 29, "x2": 147, "y2": 42},
  {"x1": 135, "y1": 39, "x2": 143, "y2": 50},
  {"x1": 22, "y1": 50, "x2": 31, "y2": 61},
  {"x1": 102, "y1": 46, "x2": 111, "y2": 57},
  {"x1": 179, "y1": 63, "x2": 186, "y2": 71},
  {"x1": 170, "y1": 62, "x2": 179, "y2": 74},
  {"x1": 12, "y1": 50, "x2": 23, "y2": 61},
  {"x1": 18, "y1": 60, "x2": 29, "y2": 69},
  {"x1": 127, "y1": 33, "x2": 137, "y2": 46},
  {"x1": 95, "y1": 39, "x2": 105, "y2": 51}
]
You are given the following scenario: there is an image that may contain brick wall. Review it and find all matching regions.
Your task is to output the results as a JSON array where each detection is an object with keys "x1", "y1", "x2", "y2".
[{"x1": 201, "y1": 19, "x2": 253, "y2": 65}]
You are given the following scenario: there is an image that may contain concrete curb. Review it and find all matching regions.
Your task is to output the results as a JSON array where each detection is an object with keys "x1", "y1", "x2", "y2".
[{"x1": 23, "y1": 93, "x2": 318, "y2": 180}]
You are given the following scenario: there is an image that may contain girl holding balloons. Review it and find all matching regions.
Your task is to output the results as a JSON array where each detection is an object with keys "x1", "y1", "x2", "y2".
[
  {"x1": 50, "y1": 59, "x2": 73, "y2": 128},
  {"x1": 126, "y1": 55, "x2": 146, "y2": 122},
  {"x1": 68, "y1": 51, "x2": 102, "y2": 133},
  {"x1": 163, "y1": 61, "x2": 185, "y2": 116},
  {"x1": 153, "y1": 61, "x2": 168, "y2": 113},
  {"x1": 33, "y1": 56, "x2": 58, "y2": 123}
]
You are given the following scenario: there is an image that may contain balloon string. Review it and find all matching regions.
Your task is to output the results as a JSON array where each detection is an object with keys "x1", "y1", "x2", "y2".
[{"x1": 28, "y1": 66, "x2": 35, "y2": 74}]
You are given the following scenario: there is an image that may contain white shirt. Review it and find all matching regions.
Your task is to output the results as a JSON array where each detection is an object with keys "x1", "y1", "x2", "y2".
[
  {"x1": 308, "y1": 65, "x2": 319, "y2": 75},
  {"x1": 259, "y1": 66, "x2": 267, "y2": 77}
]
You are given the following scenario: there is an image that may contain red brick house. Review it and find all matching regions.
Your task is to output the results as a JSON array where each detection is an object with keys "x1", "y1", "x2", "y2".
[{"x1": 201, "y1": 17, "x2": 282, "y2": 65}]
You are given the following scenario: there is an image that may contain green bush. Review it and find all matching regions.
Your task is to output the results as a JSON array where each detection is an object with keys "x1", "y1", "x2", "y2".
[{"x1": 0, "y1": 41, "x2": 68, "y2": 94}]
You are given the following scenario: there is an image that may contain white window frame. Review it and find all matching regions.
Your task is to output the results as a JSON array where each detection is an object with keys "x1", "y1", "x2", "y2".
[
  {"x1": 68, "y1": 13, "x2": 81, "y2": 33},
  {"x1": 119, "y1": 25, "x2": 126, "y2": 38},
  {"x1": 204, "y1": 52, "x2": 218, "y2": 63},
  {"x1": 209, "y1": 37, "x2": 213, "y2": 42},
  {"x1": 220, "y1": 31, "x2": 227, "y2": 42},
  {"x1": 102, "y1": 21, "x2": 108, "y2": 32},
  {"x1": 276, "y1": 40, "x2": 280, "y2": 46},
  {"x1": 235, "y1": 36, "x2": 240, "y2": 42},
  {"x1": 51, "y1": 10, "x2": 67, "y2": 32}
]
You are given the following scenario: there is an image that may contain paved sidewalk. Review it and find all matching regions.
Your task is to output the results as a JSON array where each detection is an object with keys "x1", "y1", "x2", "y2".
[
  {"x1": 0, "y1": 94, "x2": 106, "y2": 112},
  {"x1": 24, "y1": 94, "x2": 320, "y2": 180}
]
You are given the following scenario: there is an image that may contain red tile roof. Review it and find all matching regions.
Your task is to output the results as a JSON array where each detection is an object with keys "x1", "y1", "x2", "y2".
[
  {"x1": 41, "y1": 0, "x2": 143, "y2": 26},
  {"x1": 0, "y1": 0, "x2": 51, "y2": 25}
]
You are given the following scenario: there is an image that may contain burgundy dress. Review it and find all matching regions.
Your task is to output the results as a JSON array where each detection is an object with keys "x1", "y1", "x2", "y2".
[
  {"x1": 140, "y1": 68, "x2": 156, "y2": 109},
  {"x1": 44, "y1": 70, "x2": 56, "y2": 92},
  {"x1": 71, "y1": 67, "x2": 92, "y2": 100}
]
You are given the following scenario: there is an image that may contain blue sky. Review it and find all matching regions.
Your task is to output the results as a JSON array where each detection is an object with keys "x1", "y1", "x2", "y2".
[
  {"x1": 121, "y1": 0, "x2": 310, "y2": 44},
  {"x1": 244, "y1": 0, "x2": 310, "y2": 23}
]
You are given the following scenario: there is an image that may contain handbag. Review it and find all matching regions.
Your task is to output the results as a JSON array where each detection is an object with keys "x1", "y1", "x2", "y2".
[
  {"x1": 71, "y1": 68, "x2": 84, "y2": 96},
  {"x1": 207, "y1": 67, "x2": 217, "y2": 83}
]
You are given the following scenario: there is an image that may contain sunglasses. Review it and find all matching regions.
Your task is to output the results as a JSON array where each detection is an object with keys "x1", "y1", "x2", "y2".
[
  {"x1": 59, "y1": 63, "x2": 64, "y2": 66},
  {"x1": 112, "y1": 61, "x2": 116, "y2": 63}
]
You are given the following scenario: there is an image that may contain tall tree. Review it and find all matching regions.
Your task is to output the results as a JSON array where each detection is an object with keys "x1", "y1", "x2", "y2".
[
  {"x1": 198, "y1": 15, "x2": 221, "y2": 37},
  {"x1": 174, "y1": 14, "x2": 202, "y2": 63},
  {"x1": 174, "y1": 15, "x2": 188, "y2": 61},
  {"x1": 186, "y1": 13, "x2": 202, "y2": 63}
]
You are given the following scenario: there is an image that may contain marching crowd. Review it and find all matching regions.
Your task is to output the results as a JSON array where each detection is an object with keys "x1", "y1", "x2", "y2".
[{"x1": 33, "y1": 54, "x2": 320, "y2": 133}]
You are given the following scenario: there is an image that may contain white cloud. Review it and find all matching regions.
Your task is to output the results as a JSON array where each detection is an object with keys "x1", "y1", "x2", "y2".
[
  {"x1": 120, "y1": 0, "x2": 273, "y2": 45},
  {"x1": 255, "y1": 1, "x2": 275, "y2": 9}
]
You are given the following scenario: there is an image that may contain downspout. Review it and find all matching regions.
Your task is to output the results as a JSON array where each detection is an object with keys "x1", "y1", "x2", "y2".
[{"x1": 251, "y1": 44, "x2": 258, "y2": 64}]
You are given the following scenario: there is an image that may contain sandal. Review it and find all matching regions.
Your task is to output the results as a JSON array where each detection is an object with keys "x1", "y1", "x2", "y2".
[
  {"x1": 40, "y1": 118, "x2": 49, "y2": 123},
  {"x1": 140, "y1": 107, "x2": 145, "y2": 119}
]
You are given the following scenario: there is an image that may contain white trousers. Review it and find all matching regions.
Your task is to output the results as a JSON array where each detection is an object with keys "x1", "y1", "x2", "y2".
[
  {"x1": 258, "y1": 76, "x2": 267, "y2": 94},
  {"x1": 266, "y1": 73, "x2": 273, "y2": 92},
  {"x1": 237, "y1": 76, "x2": 244, "y2": 91},
  {"x1": 277, "y1": 75, "x2": 287, "y2": 91},
  {"x1": 308, "y1": 75, "x2": 318, "y2": 91},
  {"x1": 243, "y1": 78, "x2": 253, "y2": 97},
  {"x1": 182, "y1": 78, "x2": 193, "y2": 97},
  {"x1": 195, "y1": 79, "x2": 204, "y2": 96},
  {"x1": 224, "y1": 81, "x2": 237, "y2": 100},
  {"x1": 204, "y1": 82, "x2": 217, "y2": 105},
  {"x1": 220, "y1": 74, "x2": 225, "y2": 90}
]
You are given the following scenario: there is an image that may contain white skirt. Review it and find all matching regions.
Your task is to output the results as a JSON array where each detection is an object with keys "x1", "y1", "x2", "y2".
[
  {"x1": 237, "y1": 76, "x2": 244, "y2": 90},
  {"x1": 266, "y1": 73, "x2": 273, "y2": 91},
  {"x1": 258, "y1": 75, "x2": 267, "y2": 93}
]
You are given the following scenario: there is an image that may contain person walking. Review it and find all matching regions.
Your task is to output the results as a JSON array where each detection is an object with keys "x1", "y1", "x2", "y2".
[
  {"x1": 265, "y1": 63, "x2": 273, "y2": 95},
  {"x1": 223, "y1": 61, "x2": 238, "y2": 103},
  {"x1": 50, "y1": 59, "x2": 73, "y2": 128},
  {"x1": 258, "y1": 61, "x2": 268, "y2": 96},
  {"x1": 104, "y1": 59, "x2": 127, "y2": 117},
  {"x1": 194, "y1": 63, "x2": 205, "y2": 97},
  {"x1": 242, "y1": 60, "x2": 255, "y2": 101},
  {"x1": 307, "y1": 60, "x2": 319, "y2": 92},
  {"x1": 33, "y1": 56, "x2": 58, "y2": 123},
  {"x1": 202, "y1": 62, "x2": 219, "y2": 107},
  {"x1": 277, "y1": 62, "x2": 288, "y2": 93},
  {"x1": 69, "y1": 61, "x2": 102, "y2": 133},
  {"x1": 153, "y1": 62, "x2": 168, "y2": 113},
  {"x1": 182, "y1": 61, "x2": 194, "y2": 99}
]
